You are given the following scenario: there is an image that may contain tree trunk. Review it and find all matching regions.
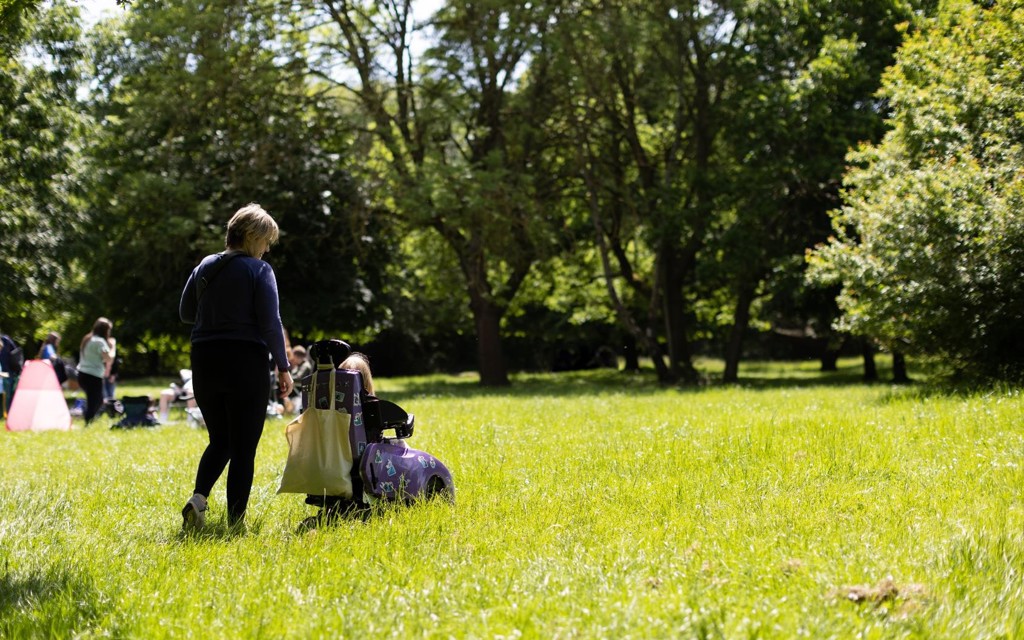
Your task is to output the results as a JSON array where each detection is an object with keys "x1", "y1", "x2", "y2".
[
  {"x1": 820, "y1": 347, "x2": 840, "y2": 371},
  {"x1": 622, "y1": 333, "x2": 639, "y2": 372},
  {"x1": 580, "y1": 149, "x2": 674, "y2": 384},
  {"x1": 862, "y1": 339, "x2": 877, "y2": 381},
  {"x1": 658, "y1": 243, "x2": 698, "y2": 384},
  {"x1": 892, "y1": 350, "x2": 910, "y2": 383},
  {"x1": 723, "y1": 284, "x2": 756, "y2": 383},
  {"x1": 471, "y1": 296, "x2": 509, "y2": 387},
  {"x1": 661, "y1": 284, "x2": 698, "y2": 383}
]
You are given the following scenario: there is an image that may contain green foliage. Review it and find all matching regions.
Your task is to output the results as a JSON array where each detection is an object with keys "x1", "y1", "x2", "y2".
[
  {"x1": 710, "y1": 0, "x2": 919, "y2": 336},
  {"x1": 547, "y1": 0, "x2": 920, "y2": 381},
  {"x1": 0, "y1": 0, "x2": 88, "y2": 342},
  {"x1": 303, "y1": 0, "x2": 570, "y2": 384},
  {"x1": 7, "y1": 0, "x2": 1019, "y2": 387},
  {"x1": 2, "y1": 368, "x2": 1023, "y2": 636},
  {"x1": 359, "y1": 229, "x2": 476, "y2": 374},
  {"x1": 0, "y1": 0, "x2": 40, "y2": 35},
  {"x1": 84, "y1": 0, "x2": 388, "y2": 357},
  {"x1": 808, "y1": 0, "x2": 1024, "y2": 378}
]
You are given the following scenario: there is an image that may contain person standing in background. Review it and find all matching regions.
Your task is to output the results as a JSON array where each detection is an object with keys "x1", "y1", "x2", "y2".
[
  {"x1": 0, "y1": 329, "x2": 21, "y2": 413},
  {"x1": 283, "y1": 345, "x2": 313, "y2": 414},
  {"x1": 178, "y1": 203, "x2": 293, "y2": 532},
  {"x1": 78, "y1": 318, "x2": 114, "y2": 425},
  {"x1": 38, "y1": 332, "x2": 61, "y2": 361},
  {"x1": 37, "y1": 331, "x2": 67, "y2": 385}
]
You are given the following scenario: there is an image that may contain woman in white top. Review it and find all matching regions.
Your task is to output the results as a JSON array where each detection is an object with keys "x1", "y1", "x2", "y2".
[{"x1": 78, "y1": 317, "x2": 113, "y2": 425}]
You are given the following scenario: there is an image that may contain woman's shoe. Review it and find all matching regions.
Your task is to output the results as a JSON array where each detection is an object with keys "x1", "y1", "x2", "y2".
[{"x1": 181, "y1": 493, "x2": 207, "y2": 531}]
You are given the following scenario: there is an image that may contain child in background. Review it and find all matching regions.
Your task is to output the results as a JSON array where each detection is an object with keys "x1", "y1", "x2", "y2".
[
  {"x1": 37, "y1": 332, "x2": 60, "y2": 361},
  {"x1": 283, "y1": 346, "x2": 314, "y2": 414}
]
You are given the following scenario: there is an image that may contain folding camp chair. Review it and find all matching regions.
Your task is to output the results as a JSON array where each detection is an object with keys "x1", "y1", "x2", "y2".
[{"x1": 112, "y1": 396, "x2": 159, "y2": 428}]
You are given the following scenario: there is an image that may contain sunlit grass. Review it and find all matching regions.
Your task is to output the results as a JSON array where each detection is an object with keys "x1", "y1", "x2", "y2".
[{"x1": 2, "y1": 360, "x2": 1022, "y2": 638}]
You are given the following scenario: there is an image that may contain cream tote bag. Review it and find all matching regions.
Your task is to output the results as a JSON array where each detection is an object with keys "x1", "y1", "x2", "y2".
[{"x1": 278, "y1": 368, "x2": 354, "y2": 497}]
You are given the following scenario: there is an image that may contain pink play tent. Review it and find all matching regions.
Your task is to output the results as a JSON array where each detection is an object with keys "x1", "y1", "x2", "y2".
[{"x1": 5, "y1": 360, "x2": 72, "y2": 431}]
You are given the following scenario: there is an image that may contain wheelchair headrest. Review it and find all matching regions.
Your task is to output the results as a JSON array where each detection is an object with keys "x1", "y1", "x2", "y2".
[{"x1": 308, "y1": 339, "x2": 352, "y2": 367}]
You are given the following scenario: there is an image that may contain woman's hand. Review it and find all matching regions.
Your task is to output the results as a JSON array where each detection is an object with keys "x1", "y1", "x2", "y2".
[{"x1": 278, "y1": 370, "x2": 294, "y2": 398}]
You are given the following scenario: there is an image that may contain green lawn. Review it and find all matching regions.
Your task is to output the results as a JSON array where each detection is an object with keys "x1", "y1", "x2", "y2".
[{"x1": 2, "y1": 359, "x2": 1022, "y2": 638}]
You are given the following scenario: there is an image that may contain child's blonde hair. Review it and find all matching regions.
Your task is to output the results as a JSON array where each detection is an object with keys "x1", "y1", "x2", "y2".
[{"x1": 340, "y1": 352, "x2": 374, "y2": 395}]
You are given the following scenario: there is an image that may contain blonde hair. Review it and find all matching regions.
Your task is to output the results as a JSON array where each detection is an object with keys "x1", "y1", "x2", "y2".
[
  {"x1": 340, "y1": 352, "x2": 374, "y2": 395},
  {"x1": 225, "y1": 203, "x2": 279, "y2": 257}
]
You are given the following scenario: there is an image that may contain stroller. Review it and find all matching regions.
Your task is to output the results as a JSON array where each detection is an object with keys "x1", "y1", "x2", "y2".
[{"x1": 279, "y1": 339, "x2": 454, "y2": 525}]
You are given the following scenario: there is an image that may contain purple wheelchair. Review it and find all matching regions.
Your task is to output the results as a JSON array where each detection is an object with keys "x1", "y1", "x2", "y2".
[{"x1": 296, "y1": 339, "x2": 454, "y2": 525}]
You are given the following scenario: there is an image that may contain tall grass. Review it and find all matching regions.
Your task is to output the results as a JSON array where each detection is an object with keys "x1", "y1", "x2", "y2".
[{"x1": 1, "y1": 359, "x2": 1022, "y2": 638}]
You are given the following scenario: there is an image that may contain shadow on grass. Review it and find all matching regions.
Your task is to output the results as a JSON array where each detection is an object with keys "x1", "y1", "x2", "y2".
[
  {"x1": 0, "y1": 566, "x2": 106, "y2": 637},
  {"x1": 174, "y1": 518, "x2": 258, "y2": 542},
  {"x1": 381, "y1": 359, "x2": 940, "y2": 402},
  {"x1": 383, "y1": 368, "x2": 676, "y2": 402},
  {"x1": 290, "y1": 495, "x2": 453, "y2": 536},
  {"x1": 118, "y1": 360, "x2": 1004, "y2": 405},
  {"x1": 727, "y1": 366, "x2": 917, "y2": 390}
]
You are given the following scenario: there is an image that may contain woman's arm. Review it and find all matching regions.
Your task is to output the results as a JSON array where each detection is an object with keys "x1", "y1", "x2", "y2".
[
  {"x1": 179, "y1": 266, "x2": 200, "y2": 324},
  {"x1": 101, "y1": 342, "x2": 114, "y2": 377},
  {"x1": 254, "y1": 263, "x2": 290, "y2": 372}
]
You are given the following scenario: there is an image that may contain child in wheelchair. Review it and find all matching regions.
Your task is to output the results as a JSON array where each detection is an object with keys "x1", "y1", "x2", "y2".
[{"x1": 279, "y1": 339, "x2": 453, "y2": 529}]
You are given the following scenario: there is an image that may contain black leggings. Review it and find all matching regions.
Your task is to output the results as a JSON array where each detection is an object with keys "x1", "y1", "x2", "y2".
[
  {"x1": 79, "y1": 371, "x2": 105, "y2": 424},
  {"x1": 190, "y1": 340, "x2": 271, "y2": 524}
]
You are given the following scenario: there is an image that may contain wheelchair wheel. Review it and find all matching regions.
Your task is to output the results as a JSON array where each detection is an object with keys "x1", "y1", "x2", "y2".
[{"x1": 424, "y1": 475, "x2": 454, "y2": 504}]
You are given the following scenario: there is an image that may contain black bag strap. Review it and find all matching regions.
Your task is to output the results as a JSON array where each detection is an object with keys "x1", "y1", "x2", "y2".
[{"x1": 196, "y1": 250, "x2": 244, "y2": 305}]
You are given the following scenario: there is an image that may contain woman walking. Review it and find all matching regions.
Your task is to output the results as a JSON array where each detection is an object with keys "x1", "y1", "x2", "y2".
[
  {"x1": 178, "y1": 203, "x2": 293, "y2": 531},
  {"x1": 78, "y1": 319, "x2": 113, "y2": 425}
]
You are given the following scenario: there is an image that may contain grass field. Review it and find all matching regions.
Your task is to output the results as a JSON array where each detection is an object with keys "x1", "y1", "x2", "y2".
[{"x1": 1, "y1": 358, "x2": 1022, "y2": 638}]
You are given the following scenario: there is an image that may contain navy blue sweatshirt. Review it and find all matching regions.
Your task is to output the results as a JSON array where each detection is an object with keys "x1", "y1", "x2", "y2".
[{"x1": 179, "y1": 253, "x2": 290, "y2": 372}]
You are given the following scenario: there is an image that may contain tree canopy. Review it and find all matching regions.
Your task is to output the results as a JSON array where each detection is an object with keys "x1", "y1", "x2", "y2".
[
  {"x1": 83, "y1": 0, "x2": 390, "y2": 369},
  {"x1": 11, "y1": 0, "x2": 1019, "y2": 385},
  {"x1": 807, "y1": 0, "x2": 1024, "y2": 379},
  {"x1": 0, "y1": 0, "x2": 87, "y2": 340}
]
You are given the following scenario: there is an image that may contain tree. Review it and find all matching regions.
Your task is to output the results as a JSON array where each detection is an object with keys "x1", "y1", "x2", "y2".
[
  {"x1": 0, "y1": 0, "x2": 88, "y2": 343},
  {"x1": 1, "y1": 0, "x2": 129, "y2": 34},
  {"x1": 713, "y1": 0, "x2": 920, "y2": 382},
  {"x1": 0, "y1": 0, "x2": 41, "y2": 35},
  {"x1": 85, "y1": 0, "x2": 385, "y2": 370},
  {"x1": 548, "y1": 1, "x2": 925, "y2": 385},
  {"x1": 301, "y1": 0, "x2": 567, "y2": 385},
  {"x1": 552, "y1": 0, "x2": 744, "y2": 384},
  {"x1": 807, "y1": 0, "x2": 1024, "y2": 379}
]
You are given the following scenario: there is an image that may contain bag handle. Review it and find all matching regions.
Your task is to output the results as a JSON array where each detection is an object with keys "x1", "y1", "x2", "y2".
[
  {"x1": 310, "y1": 365, "x2": 337, "y2": 412},
  {"x1": 196, "y1": 250, "x2": 245, "y2": 306}
]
